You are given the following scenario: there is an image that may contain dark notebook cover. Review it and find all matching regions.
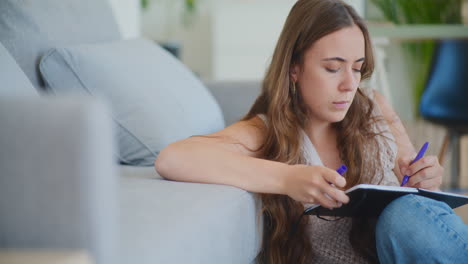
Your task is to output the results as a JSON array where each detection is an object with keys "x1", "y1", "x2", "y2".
[{"x1": 303, "y1": 184, "x2": 468, "y2": 218}]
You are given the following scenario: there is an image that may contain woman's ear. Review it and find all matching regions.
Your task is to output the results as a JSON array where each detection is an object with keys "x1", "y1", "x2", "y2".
[{"x1": 290, "y1": 64, "x2": 299, "y2": 82}]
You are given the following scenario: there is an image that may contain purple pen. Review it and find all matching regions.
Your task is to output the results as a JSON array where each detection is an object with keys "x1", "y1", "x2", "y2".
[
  {"x1": 401, "y1": 142, "x2": 429, "y2": 186},
  {"x1": 327, "y1": 165, "x2": 347, "y2": 185},
  {"x1": 336, "y1": 164, "x2": 347, "y2": 176}
]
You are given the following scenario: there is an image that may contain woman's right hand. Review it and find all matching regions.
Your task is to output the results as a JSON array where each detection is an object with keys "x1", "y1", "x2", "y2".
[{"x1": 284, "y1": 165, "x2": 350, "y2": 209}]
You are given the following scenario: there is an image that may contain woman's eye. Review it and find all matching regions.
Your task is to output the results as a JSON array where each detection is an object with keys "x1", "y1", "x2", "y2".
[
  {"x1": 325, "y1": 68, "x2": 339, "y2": 73},
  {"x1": 353, "y1": 68, "x2": 362, "y2": 73}
]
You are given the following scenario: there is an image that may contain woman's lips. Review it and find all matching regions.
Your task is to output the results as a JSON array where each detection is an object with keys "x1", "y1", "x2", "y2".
[{"x1": 332, "y1": 101, "x2": 349, "y2": 109}]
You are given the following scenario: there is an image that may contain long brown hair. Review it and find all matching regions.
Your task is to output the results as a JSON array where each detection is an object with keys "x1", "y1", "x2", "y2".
[{"x1": 243, "y1": 0, "x2": 385, "y2": 263}]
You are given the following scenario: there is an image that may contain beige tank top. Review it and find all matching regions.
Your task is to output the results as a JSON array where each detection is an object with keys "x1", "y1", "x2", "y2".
[{"x1": 258, "y1": 88, "x2": 399, "y2": 263}]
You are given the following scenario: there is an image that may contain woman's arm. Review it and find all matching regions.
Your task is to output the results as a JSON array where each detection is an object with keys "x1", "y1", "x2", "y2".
[
  {"x1": 155, "y1": 116, "x2": 349, "y2": 208},
  {"x1": 374, "y1": 91, "x2": 443, "y2": 190},
  {"x1": 156, "y1": 117, "x2": 288, "y2": 194}
]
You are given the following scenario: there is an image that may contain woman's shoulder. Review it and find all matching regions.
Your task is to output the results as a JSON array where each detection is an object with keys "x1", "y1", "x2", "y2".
[
  {"x1": 206, "y1": 115, "x2": 267, "y2": 158},
  {"x1": 215, "y1": 115, "x2": 267, "y2": 141}
]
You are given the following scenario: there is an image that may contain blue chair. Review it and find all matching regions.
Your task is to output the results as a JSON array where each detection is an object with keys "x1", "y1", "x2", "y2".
[{"x1": 420, "y1": 39, "x2": 468, "y2": 188}]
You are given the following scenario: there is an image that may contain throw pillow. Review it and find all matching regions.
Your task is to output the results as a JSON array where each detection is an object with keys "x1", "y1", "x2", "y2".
[
  {"x1": 0, "y1": 43, "x2": 38, "y2": 96},
  {"x1": 39, "y1": 38, "x2": 225, "y2": 166}
]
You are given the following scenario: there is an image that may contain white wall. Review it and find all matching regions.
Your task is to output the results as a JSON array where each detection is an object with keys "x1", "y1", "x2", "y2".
[
  {"x1": 107, "y1": 0, "x2": 141, "y2": 39},
  {"x1": 347, "y1": 0, "x2": 366, "y2": 16},
  {"x1": 211, "y1": 0, "x2": 295, "y2": 81},
  {"x1": 376, "y1": 42, "x2": 416, "y2": 120},
  {"x1": 141, "y1": 0, "x2": 366, "y2": 81},
  {"x1": 141, "y1": 0, "x2": 296, "y2": 80}
]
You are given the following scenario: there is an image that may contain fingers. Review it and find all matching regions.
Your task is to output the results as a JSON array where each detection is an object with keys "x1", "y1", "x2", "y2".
[
  {"x1": 407, "y1": 167, "x2": 443, "y2": 189},
  {"x1": 314, "y1": 191, "x2": 341, "y2": 209},
  {"x1": 405, "y1": 156, "x2": 437, "y2": 176},
  {"x1": 321, "y1": 168, "x2": 347, "y2": 188},
  {"x1": 398, "y1": 156, "x2": 413, "y2": 177},
  {"x1": 404, "y1": 156, "x2": 444, "y2": 189},
  {"x1": 313, "y1": 188, "x2": 349, "y2": 209},
  {"x1": 289, "y1": 166, "x2": 349, "y2": 208},
  {"x1": 303, "y1": 176, "x2": 349, "y2": 208},
  {"x1": 411, "y1": 177, "x2": 442, "y2": 191},
  {"x1": 319, "y1": 168, "x2": 349, "y2": 206},
  {"x1": 322, "y1": 184, "x2": 350, "y2": 204}
]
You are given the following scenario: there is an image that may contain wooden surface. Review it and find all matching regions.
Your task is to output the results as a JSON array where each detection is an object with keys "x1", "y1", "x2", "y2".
[
  {"x1": 461, "y1": 135, "x2": 468, "y2": 188},
  {"x1": 0, "y1": 250, "x2": 92, "y2": 264},
  {"x1": 454, "y1": 203, "x2": 468, "y2": 224},
  {"x1": 402, "y1": 120, "x2": 452, "y2": 187}
]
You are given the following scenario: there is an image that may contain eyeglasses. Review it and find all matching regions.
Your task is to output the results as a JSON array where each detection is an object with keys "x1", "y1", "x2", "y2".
[
  {"x1": 314, "y1": 207, "x2": 344, "y2": 221},
  {"x1": 290, "y1": 210, "x2": 344, "y2": 237}
]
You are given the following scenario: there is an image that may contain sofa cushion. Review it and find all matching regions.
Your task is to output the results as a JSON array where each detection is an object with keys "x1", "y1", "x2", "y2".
[
  {"x1": 39, "y1": 38, "x2": 225, "y2": 166},
  {"x1": 0, "y1": 0, "x2": 121, "y2": 90},
  {"x1": 205, "y1": 81, "x2": 262, "y2": 126},
  {"x1": 0, "y1": 43, "x2": 37, "y2": 96},
  {"x1": 119, "y1": 165, "x2": 162, "y2": 180}
]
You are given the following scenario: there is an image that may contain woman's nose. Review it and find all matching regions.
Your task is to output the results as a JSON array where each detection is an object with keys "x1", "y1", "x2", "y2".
[{"x1": 340, "y1": 70, "x2": 359, "y2": 91}]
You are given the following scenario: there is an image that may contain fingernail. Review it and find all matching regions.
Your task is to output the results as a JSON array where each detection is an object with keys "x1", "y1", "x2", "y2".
[{"x1": 338, "y1": 178, "x2": 346, "y2": 186}]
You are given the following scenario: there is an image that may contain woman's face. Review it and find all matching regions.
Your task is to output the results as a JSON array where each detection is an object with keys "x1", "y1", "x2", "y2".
[{"x1": 291, "y1": 25, "x2": 365, "y2": 124}]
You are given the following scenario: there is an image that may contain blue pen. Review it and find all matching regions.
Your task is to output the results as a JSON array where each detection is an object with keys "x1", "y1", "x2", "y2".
[{"x1": 401, "y1": 142, "x2": 429, "y2": 186}]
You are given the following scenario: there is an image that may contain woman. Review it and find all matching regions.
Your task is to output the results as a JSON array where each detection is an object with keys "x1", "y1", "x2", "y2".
[{"x1": 155, "y1": 0, "x2": 467, "y2": 263}]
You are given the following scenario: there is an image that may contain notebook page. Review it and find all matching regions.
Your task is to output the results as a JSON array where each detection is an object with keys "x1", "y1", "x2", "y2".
[{"x1": 345, "y1": 184, "x2": 418, "y2": 193}]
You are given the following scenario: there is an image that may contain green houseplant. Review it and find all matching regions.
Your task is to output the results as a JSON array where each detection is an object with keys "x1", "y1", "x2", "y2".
[
  {"x1": 370, "y1": 0, "x2": 462, "y2": 114},
  {"x1": 141, "y1": 0, "x2": 197, "y2": 25},
  {"x1": 142, "y1": 0, "x2": 196, "y2": 10}
]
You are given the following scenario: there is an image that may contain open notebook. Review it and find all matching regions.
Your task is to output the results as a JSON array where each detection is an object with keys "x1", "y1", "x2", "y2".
[{"x1": 304, "y1": 184, "x2": 468, "y2": 217}]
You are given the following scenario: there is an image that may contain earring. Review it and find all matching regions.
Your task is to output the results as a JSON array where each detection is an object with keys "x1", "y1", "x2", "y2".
[{"x1": 291, "y1": 81, "x2": 297, "y2": 95}]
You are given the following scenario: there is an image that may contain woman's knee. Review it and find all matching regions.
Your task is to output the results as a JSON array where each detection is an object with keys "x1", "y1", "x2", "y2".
[
  {"x1": 377, "y1": 194, "x2": 452, "y2": 237},
  {"x1": 376, "y1": 195, "x2": 419, "y2": 240},
  {"x1": 376, "y1": 194, "x2": 468, "y2": 263}
]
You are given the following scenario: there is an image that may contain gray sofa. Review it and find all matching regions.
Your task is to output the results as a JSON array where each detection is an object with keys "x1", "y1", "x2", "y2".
[{"x1": 0, "y1": 1, "x2": 262, "y2": 263}]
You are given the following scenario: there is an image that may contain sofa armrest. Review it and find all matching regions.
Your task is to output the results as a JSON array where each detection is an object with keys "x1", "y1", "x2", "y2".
[
  {"x1": 0, "y1": 96, "x2": 118, "y2": 264},
  {"x1": 119, "y1": 176, "x2": 263, "y2": 263},
  {"x1": 205, "y1": 80, "x2": 262, "y2": 126}
]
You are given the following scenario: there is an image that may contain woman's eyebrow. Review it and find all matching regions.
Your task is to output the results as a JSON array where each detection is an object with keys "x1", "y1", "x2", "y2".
[{"x1": 322, "y1": 57, "x2": 365, "y2": 62}]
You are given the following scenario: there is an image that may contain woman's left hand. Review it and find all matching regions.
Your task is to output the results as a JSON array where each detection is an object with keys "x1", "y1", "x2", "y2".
[{"x1": 398, "y1": 155, "x2": 444, "y2": 191}]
